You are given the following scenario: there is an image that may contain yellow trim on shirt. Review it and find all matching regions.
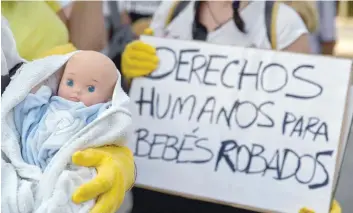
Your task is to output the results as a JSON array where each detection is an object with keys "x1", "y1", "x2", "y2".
[
  {"x1": 166, "y1": 1, "x2": 181, "y2": 25},
  {"x1": 270, "y1": 2, "x2": 279, "y2": 50}
]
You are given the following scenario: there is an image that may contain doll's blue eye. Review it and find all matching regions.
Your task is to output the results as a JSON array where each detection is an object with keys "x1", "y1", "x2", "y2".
[
  {"x1": 66, "y1": 79, "x2": 74, "y2": 87},
  {"x1": 88, "y1": 86, "x2": 95, "y2": 93}
]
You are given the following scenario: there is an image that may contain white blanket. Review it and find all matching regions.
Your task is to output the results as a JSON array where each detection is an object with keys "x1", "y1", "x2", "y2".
[{"x1": 1, "y1": 52, "x2": 132, "y2": 213}]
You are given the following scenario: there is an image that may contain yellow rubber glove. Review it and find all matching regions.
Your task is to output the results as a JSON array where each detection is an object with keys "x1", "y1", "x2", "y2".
[
  {"x1": 299, "y1": 200, "x2": 341, "y2": 213},
  {"x1": 331, "y1": 200, "x2": 342, "y2": 213},
  {"x1": 299, "y1": 207, "x2": 315, "y2": 213},
  {"x1": 143, "y1": 28, "x2": 154, "y2": 36},
  {"x1": 121, "y1": 28, "x2": 159, "y2": 79},
  {"x1": 71, "y1": 145, "x2": 135, "y2": 213},
  {"x1": 132, "y1": 18, "x2": 152, "y2": 36}
]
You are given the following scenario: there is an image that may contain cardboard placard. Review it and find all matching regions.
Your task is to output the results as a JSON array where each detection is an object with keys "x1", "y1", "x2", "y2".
[{"x1": 128, "y1": 36, "x2": 353, "y2": 213}]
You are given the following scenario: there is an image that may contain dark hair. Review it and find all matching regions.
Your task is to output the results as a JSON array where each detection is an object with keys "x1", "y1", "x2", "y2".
[{"x1": 232, "y1": 1, "x2": 246, "y2": 33}]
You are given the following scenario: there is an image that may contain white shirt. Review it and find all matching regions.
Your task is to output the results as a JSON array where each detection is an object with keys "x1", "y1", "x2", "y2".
[{"x1": 150, "y1": 1, "x2": 308, "y2": 50}]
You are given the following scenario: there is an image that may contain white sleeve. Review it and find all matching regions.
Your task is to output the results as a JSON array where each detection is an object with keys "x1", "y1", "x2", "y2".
[
  {"x1": 1, "y1": 16, "x2": 24, "y2": 75},
  {"x1": 149, "y1": 1, "x2": 175, "y2": 37},
  {"x1": 276, "y1": 3, "x2": 309, "y2": 50}
]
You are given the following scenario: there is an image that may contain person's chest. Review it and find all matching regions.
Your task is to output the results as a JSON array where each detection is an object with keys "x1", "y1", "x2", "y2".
[{"x1": 163, "y1": 1, "x2": 271, "y2": 50}]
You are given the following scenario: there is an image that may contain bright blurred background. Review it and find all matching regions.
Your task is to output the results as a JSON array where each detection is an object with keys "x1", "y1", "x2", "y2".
[{"x1": 335, "y1": 1, "x2": 353, "y2": 58}]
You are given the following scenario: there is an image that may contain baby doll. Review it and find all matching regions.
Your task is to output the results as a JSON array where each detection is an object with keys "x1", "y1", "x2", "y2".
[{"x1": 14, "y1": 50, "x2": 118, "y2": 171}]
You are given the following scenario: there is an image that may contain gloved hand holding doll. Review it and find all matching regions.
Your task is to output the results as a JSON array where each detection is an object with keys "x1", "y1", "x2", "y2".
[{"x1": 2, "y1": 15, "x2": 134, "y2": 213}]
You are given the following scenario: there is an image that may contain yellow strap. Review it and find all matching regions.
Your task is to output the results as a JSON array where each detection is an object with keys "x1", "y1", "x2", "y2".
[
  {"x1": 166, "y1": 0, "x2": 181, "y2": 25},
  {"x1": 270, "y1": 2, "x2": 280, "y2": 50}
]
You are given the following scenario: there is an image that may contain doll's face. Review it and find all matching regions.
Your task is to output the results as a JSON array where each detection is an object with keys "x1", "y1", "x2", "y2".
[{"x1": 58, "y1": 51, "x2": 118, "y2": 106}]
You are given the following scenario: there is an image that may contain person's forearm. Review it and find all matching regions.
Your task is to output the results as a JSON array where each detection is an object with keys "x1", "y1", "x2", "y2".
[
  {"x1": 321, "y1": 41, "x2": 336, "y2": 55},
  {"x1": 68, "y1": 1, "x2": 107, "y2": 51},
  {"x1": 121, "y1": 11, "x2": 132, "y2": 25}
]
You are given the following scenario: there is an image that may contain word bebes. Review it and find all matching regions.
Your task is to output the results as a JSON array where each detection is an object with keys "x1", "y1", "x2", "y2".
[{"x1": 133, "y1": 128, "x2": 333, "y2": 190}]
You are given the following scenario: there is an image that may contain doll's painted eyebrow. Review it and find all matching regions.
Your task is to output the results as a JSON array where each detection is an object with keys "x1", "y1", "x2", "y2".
[{"x1": 92, "y1": 79, "x2": 99, "y2": 83}]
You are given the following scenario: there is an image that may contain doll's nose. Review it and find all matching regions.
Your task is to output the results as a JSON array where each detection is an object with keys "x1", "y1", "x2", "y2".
[{"x1": 73, "y1": 87, "x2": 82, "y2": 94}]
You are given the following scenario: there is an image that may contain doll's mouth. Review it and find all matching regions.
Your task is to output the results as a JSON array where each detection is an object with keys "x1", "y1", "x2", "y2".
[{"x1": 70, "y1": 97, "x2": 79, "y2": 102}]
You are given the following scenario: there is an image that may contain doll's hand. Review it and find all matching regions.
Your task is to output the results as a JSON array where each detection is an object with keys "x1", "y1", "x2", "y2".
[
  {"x1": 72, "y1": 146, "x2": 134, "y2": 213},
  {"x1": 121, "y1": 32, "x2": 159, "y2": 79}
]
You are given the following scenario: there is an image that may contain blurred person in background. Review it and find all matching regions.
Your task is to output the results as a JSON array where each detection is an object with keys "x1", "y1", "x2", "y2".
[
  {"x1": 103, "y1": 1, "x2": 161, "y2": 93},
  {"x1": 310, "y1": 0, "x2": 337, "y2": 55},
  {"x1": 121, "y1": 0, "x2": 316, "y2": 89},
  {"x1": 2, "y1": 1, "x2": 107, "y2": 60},
  {"x1": 1, "y1": 2, "x2": 135, "y2": 213},
  {"x1": 103, "y1": 1, "x2": 161, "y2": 42},
  {"x1": 120, "y1": 1, "x2": 341, "y2": 213}
]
